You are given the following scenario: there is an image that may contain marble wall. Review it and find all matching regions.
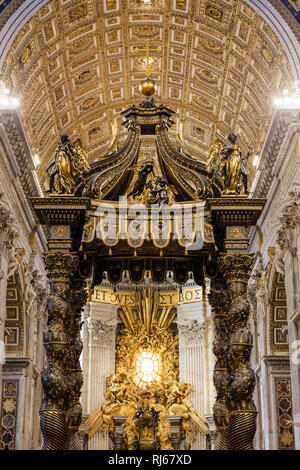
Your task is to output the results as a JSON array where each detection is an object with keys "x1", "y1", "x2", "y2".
[
  {"x1": 249, "y1": 111, "x2": 300, "y2": 449},
  {"x1": 177, "y1": 299, "x2": 215, "y2": 450},
  {"x1": 0, "y1": 110, "x2": 47, "y2": 450}
]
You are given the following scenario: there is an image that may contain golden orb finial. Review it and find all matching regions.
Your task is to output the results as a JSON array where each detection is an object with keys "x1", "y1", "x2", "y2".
[{"x1": 139, "y1": 77, "x2": 157, "y2": 97}]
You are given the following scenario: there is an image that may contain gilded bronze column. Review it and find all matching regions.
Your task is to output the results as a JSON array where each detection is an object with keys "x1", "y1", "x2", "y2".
[
  {"x1": 220, "y1": 253, "x2": 257, "y2": 450},
  {"x1": 40, "y1": 252, "x2": 79, "y2": 450},
  {"x1": 208, "y1": 277, "x2": 230, "y2": 450},
  {"x1": 66, "y1": 277, "x2": 87, "y2": 450},
  {"x1": 30, "y1": 197, "x2": 91, "y2": 450}
]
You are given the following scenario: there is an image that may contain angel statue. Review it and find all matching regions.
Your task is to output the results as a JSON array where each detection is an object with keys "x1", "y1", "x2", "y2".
[
  {"x1": 220, "y1": 133, "x2": 251, "y2": 195},
  {"x1": 207, "y1": 139, "x2": 223, "y2": 177},
  {"x1": 127, "y1": 160, "x2": 155, "y2": 199},
  {"x1": 147, "y1": 177, "x2": 169, "y2": 208},
  {"x1": 46, "y1": 133, "x2": 90, "y2": 194}
]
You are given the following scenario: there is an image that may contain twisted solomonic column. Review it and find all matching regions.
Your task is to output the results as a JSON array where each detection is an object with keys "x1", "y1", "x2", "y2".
[
  {"x1": 66, "y1": 279, "x2": 87, "y2": 450},
  {"x1": 208, "y1": 278, "x2": 230, "y2": 450},
  {"x1": 40, "y1": 253, "x2": 80, "y2": 450},
  {"x1": 220, "y1": 253, "x2": 257, "y2": 450}
]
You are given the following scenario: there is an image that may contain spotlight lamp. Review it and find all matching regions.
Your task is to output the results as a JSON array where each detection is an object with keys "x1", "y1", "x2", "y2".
[
  {"x1": 33, "y1": 154, "x2": 40, "y2": 167},
  {"x1": 0, "y1": 94, "x2": 20, "y2": 109},
  {"x1": 273, "y1": 86, "x2": 300, "y2": 109},
  {"x1": 253, "y1": 155, "x2": 259, "y2": 168},
  {"x1": 0, "y1": 82, "x2": 20, "y2": 109}
]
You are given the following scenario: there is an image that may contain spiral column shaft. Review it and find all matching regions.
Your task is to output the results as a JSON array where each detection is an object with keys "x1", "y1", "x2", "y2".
[
  {"x1": 40, "y1": 252, "x2": 85, "y2": 450},
  {"x1": 220, "y1": 253, "x2": 257, "y2": 451},
  {"x1": 208, "y1": 278, "x2": 230, "y2": 450}
]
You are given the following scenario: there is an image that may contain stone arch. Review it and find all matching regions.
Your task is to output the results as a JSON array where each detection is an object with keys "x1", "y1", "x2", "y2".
[{"x1": 244, "y1": 0, "x2": 300, "y2": 80}]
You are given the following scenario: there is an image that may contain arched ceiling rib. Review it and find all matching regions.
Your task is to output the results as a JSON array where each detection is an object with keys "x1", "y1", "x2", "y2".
[{"x1": 0, "y1": 0, "x2": 294, "y2": 190}]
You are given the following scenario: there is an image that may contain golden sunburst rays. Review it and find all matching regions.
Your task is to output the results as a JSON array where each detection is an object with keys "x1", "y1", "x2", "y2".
[
  {"x1": 85, "y1": 287, "x2": 209, "y2": 446},
  {"x1": 120, "y1": 288, "x2": 176, "y2": 334},
  {"x1": 85, "y1": 407, "x2": 104, "y2": 438}
]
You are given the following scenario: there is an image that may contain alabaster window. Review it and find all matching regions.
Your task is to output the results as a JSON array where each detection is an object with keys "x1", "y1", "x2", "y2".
[{"x1": 133, "y1": 349, "x2": 163, "y2": 387}]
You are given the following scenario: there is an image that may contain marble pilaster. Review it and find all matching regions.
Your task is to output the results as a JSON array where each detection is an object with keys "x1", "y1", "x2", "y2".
[
  {"x1": 177, "y1": 300, "x2": 214, "y2": 449},
  {"x1": 81, "y1": 302, "x2": 118, "y2": 450},
  {"x1": 273, "y1": 191, "x2": 300, "y2": 448}
]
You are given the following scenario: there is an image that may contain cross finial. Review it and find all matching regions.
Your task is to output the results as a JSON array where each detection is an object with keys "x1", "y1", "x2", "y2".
[
  {"x1": 135, "y1": 39, "x2": 159, "y2": 77},
  {"x1": 145, "y1": 38, "x2": 150, "y2": 77}
]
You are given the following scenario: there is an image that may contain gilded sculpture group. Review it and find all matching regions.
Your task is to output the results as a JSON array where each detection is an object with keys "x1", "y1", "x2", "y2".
[
  {"x1": 46, "y1": 133, "x2": 90, "y2": 194},
  {"x1": 46, "y1": 132, "x2": 250, "y2": 196},
  {"x1": 207, "y1": 133, "x2": 251, "y2": 195}
]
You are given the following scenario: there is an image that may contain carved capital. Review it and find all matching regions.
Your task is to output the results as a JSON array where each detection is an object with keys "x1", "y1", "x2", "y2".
[
  {"x1": 86, "y1": 317, "x2": 115, "y2": 347},
  {"x1": 277, "y1": 191, "x2": 300, "y2": 230},
  {"x1": 0, "y1": 194, "x2": 15, "y2": 233},
  {"x1": 178, "y1": 319, "x2": 206, "y2": 344},
  {"x1": 273, "y1": 191, "x2": 300, "y2": 274},
  {"x1": 43, "y1": 252, "x2": 79, "y2": 281},
  {"x1": 0, "y1": 194, "x2": 19, "y2": 253},
  {"x1": 220, "y1": 253, "x2": 254, "y2": 286}
]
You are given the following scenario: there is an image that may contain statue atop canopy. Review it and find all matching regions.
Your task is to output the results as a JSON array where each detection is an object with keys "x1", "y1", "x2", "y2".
[
  {"x1": 147, "y1": 177, "x2": 169, "y2": 207},
  {"x1": 220, "y1": 133, "x2": 251, "y2": 196},
  {"x1": 46, "y1": 133, "x2": 90, "y2": 194},
  {"x1": 207, "y1": 139, "x2": 223, "y2": 177},
  {"x1": 127, "y1": 160, "x2": 155, "y2": 199}
]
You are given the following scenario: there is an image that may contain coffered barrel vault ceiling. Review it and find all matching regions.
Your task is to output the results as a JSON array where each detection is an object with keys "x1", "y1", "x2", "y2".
[{"x1": 0, "y1": 0, "x2": 294, "y2": 189}]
